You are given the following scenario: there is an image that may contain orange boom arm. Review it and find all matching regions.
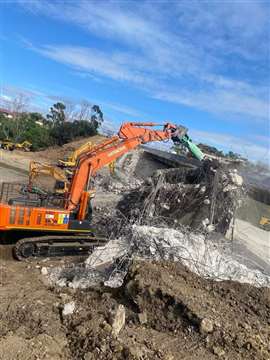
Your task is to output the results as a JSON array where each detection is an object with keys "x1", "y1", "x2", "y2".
[{"x1": 67, "y1": 122, "x2": 178, "y2": 211}]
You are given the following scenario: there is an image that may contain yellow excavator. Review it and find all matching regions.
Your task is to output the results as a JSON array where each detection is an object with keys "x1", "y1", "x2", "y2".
[
  {"x1": 259, "y1": 217, "x2": 270, "y2": 231},
  {"x1": 58, "y1": 140, "x2": 115, "y2": 173},
  {"x1": 29, "y1": 161, "x2": 69, "y2": 195},
  {"x1": 58, "y1": 141, "x2": 93, "y2": 168},
  {"x1": 15, "y1": 141, "x2": 32, "y2": 151},
  {"x1": 0, "y1": 140, "x2": 32, "y2": 151}
]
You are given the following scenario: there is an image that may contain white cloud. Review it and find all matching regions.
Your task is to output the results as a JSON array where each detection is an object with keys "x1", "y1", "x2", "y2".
[
  {"x1": 0, "y1": 94, "x2": 12, "y2": 102},
  {"x1": 34, "y1": 45, "x2": 148, "y2": 84},
  {"x1": 15, "y1": 0, "x2": 269, "y2": 161},
  {"x1": 100, "y1": 101, "x2": 143, "y2": 118},
  {"x1": 174, "y1": 0, "x2": 270, "y2": 61},
  {"x1": 154, "y1": 88, "x2": 269, "y2": 120},
  {"x1": 28, "y1": 42, "x2": 269, "y2": 121},
  {"x1": 20, "y1": 0, "x2": 269, "y2": 122},
  {"x1": 191, "y1": 129, "x2": 270, "y2": 162}
]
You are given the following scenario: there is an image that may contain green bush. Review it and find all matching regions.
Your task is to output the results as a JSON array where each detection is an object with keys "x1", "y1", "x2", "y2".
[{"x1": 0, "y1": 102, "x2": 103, "y2": 151}]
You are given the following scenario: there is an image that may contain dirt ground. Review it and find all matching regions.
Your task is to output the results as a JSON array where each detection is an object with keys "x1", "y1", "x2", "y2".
[
  {"x1": 0, "y1": 253, "x2": 269, "y2": 359},
  {"x1": 0, "y1": 135, "x2": 106, "y2": 173}
]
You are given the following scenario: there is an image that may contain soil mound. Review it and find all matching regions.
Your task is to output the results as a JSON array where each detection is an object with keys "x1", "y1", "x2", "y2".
[{"x1": 63, "y1": 260, "x2": 270, "y2": 359}]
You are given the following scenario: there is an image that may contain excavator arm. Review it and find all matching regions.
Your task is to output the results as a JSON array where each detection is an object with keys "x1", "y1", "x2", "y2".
[{"x1": 67, "y1": 122, "x2": 203, "y2": 212}]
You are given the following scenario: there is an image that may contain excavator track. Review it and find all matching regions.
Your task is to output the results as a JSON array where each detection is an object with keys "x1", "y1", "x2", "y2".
[{"x1": 13, "y1": 234, "x2": 108, "y2": 261}]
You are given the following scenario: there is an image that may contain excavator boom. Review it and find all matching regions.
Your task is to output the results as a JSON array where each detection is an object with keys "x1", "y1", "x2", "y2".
[{"x1": 68, "y1": 122, "x2": 203, "y2": 211}]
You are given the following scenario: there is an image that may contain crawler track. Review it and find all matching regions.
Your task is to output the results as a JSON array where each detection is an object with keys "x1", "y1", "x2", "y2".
[{"x1": 13, "y1": 234, "x2": 108, "y2": 260}]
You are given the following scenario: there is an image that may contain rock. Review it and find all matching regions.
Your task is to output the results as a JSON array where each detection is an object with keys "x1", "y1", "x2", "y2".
[
  {"x1": 138, "y1": 312, "x2": 147, "y2": 325},
  {"x1": 222, "y1": 174, "x2": 228, "y2": 181},
  {"x1": 223, "y1": 184, "x2": 238, "y2": 192},
  {"x1": 199, "y1": 186, "x2": 206, "y2": 194},
  {"x1": 57, "y1": 278, "x2": 68, "y2": 287},
  {"x1": 202, "y1": 218, "x2": 210, "y2": 227},
  {"x1": 59, "y1": 293, "x2": 72, "y2": 302},
  {"x1": 212, "y1": 345, "x2": 225, "y2": 357},
  {"x1": 206, "y1": 224, "x2": 215, "y2": 233},
  {"x1": 204, "y1": 199, "x2": 210, "y2": 205},
  {"x1": 243, "y1": 323, "x2": 251, "y2": 330},
  {"x1": 110, "y1": 305, "x2": 126, "y2": 337},
  {"x1": 230, "y1": 172, "x2": 243, "y2": 186},
  {"x1": 128, "y1": 345, "x2": 144, "y2": 359},
  {"x1": 84, "y1": 352, "x2": 94, "y2": 360},
  {"x1": 41, "y1": 267, "x2": 48, "y2": 275},
  {"x1": 164, "y1": 355, "x2": 174, "y2": 360},
  {"x1": 102, "y1": 322, "x2": 112, "y2": 334},
  {"x1": 62, "y1": 301, "x2": 75, "y2": 316},
  {"x1": 200, "y1": 318, "x2": 214, "y2": 334},
  {"x1": 162, "y1": 204, "x2": 170, "y2": 210}
]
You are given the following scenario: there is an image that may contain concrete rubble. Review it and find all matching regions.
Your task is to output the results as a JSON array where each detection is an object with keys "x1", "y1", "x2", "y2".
[
  {"x1": 109, "y1": 305, "x2": 126, "y2": 337},
  {"x1": 48, "y1": 223, "x2": 270, "y2": 290},
  {"x1": 62, "y1": 301, "x2": 76, "y2": 316},
  {"x1": 117, "y1": 161, "x2": 245, "y2": 235},
  {"x1": 45, "y1": 156, "x2": 269, "y2": 294}
]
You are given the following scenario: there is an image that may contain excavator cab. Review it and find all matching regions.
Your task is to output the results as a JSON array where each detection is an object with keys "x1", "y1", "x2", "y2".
[{"x1": 1, "y1": 139, "x2": 15, "y2": 151}]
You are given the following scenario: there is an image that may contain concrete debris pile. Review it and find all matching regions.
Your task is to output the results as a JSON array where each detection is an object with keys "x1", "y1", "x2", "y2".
[
  {"x1": 118, "y1": 160, "x2": 245, "y2": 234},
  {"x1": 48, "y1": 224, "x2": 270, "y2": 290},
  {"x1": 97, "y1": 175, "x2": 142, "y2": 194}
]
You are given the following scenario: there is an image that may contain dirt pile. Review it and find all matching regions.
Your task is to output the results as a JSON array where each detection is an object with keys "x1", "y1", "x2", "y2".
[
  {"x1": 0, "y1": 259, "x2": 70, "y2": 360},
  {"x1": 60, "y1": 260, "x2": 270, "y2": 359},
  {"x1": 118, "y1": 160, "x2": 244, "y2": 234},
  {"x1": 32, "y1": 134, "x2": 107, "y2": 164},
  {"x1": 123, "y1": 261, "x2": 270, "y2": 359},
  {"x1": 2, "y1": 259, "x2": 269, "y2": 360}
]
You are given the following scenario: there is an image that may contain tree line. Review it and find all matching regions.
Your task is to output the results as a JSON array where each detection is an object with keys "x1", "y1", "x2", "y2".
[{"x1": 0, "y1": 101, "x2": 104, "y2": 151}]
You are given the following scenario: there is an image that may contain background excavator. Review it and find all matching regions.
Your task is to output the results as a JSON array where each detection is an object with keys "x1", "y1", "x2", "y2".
[
  {"x1": 58, "y1": 141, "x2": 93, "y2": 168},
  {"x1": 0, "y1": 140, "x2": 32, "y2": 151},
  {"x1": 0, "y1": 122, "x2": 204, "y2": 260},
  {"x1": 28, "y1": 161, "x2": 70, "y2": 195},
  {"x1": 58, "y1": 140, "x2": 116, "y2": 174}
]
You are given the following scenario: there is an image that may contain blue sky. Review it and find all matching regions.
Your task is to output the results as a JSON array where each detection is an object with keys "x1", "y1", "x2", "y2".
[{"x1": 0, "y1": 0, "x2": 269, "y2": 161}]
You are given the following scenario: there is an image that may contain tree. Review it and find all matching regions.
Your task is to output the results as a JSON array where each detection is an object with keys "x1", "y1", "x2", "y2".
[
  {"x1": 49, "y1": 121, "x2": 74, "y2": 146},
  {"x1": 91, "y1": 104, "x2": 103, "y2": 129},
  {"x1": 0, "y1": 99, "x2": 105, "y2": 149},
  {"x1": 198, "y1": 143, "x2": 224, "y2": 157},
  {"x1": 0, "y1": 114, "x2": 11, "y2": 139},
  {"x1": 8, "y1": 94, "x2": 31, "y2": 141},
  {"x1": 22, "y1": 114, "x2": 52, "y2": 150},
  {"x1": 226, "y1": 151, "x2": 241, "y2": 159},
  {"x1": 46, "y1": 102, "x2": 66, "y2": 125},
  {"x1": 76, "y1": 101, "x2": 92, "y2": 122},
  {"x1": 8, "y1": 93, "x2": 30, "y2": 114},
  {"x1": 64, "y1": 101, "x2": 77, "y2": 122}
]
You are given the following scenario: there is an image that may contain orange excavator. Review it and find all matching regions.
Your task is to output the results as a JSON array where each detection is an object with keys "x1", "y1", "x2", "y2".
[{"x1": 0, "y1": 122, "x2": 203, "y2": 259}]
